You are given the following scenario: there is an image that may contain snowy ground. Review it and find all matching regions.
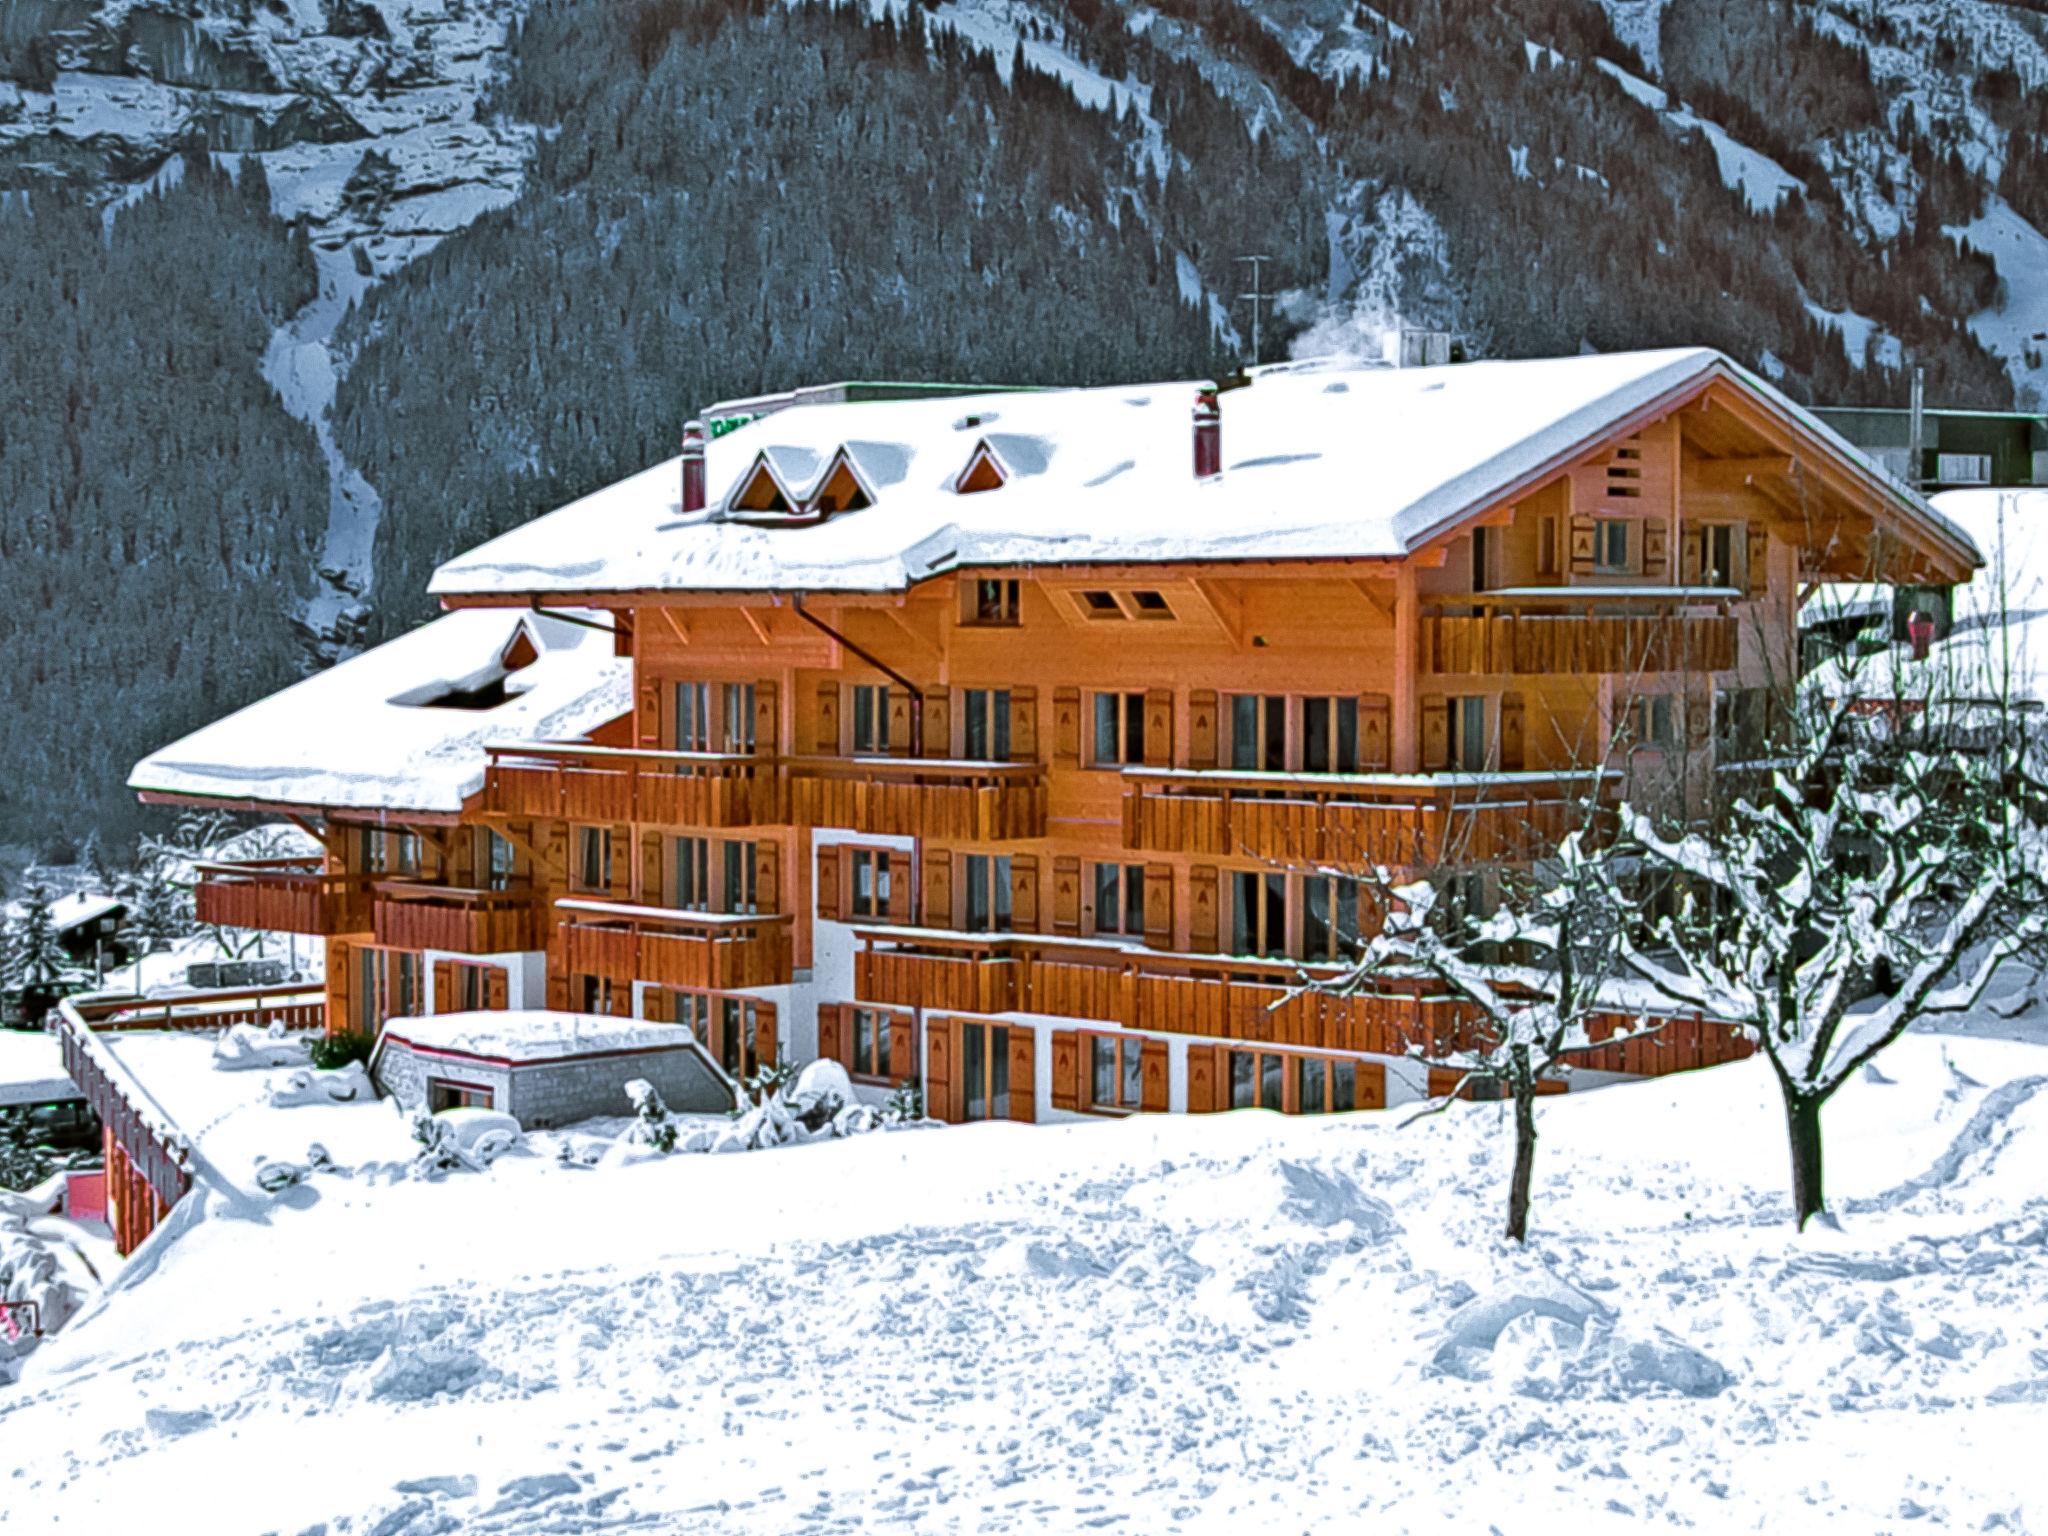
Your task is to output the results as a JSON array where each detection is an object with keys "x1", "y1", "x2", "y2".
[{"x1": 1, "y1": 1028, "x2": 2044, "y2": 1533}]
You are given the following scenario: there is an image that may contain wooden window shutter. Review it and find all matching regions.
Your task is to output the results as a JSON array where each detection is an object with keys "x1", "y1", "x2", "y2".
[
  {"x1": 1050, "y1": 1028, "x2": 1082, "y2": 1112},
  {"x1": 885, "y1": 691, "x2": 914, "y2": 756},
  {"x1": 815, "y1": 844, "x2": 842, "y2": 921},
  {"x1": 546, "y1": 969, "x2": 570, "y2": 1012},
  {"x1": 1645, "y1": 518, "x2": 1669, "y2": 572},
  {"x1": 639, "y1": 831, "x2": 663, "y2": 906},
  {"x1": 1569, "y1": 514, "x2": 1596, "y2": 574},
  {"x1": 1421, "y1": 695, "x2": 1450, "y2": 771},
  {"x1": 1052, "y1": 686, "x2": 1082, "y2": 766},
  {"x1": 608, "y1": 831, "x2": 632, "y2": 900},
  {"x1": 922, "y1": 849, "x2": 953, "y2": 928},
  {"x1": 815, "y1": 680, "x2": 840, "y2": 753},
  {"x1": 887, "y1": 1014, "x2": 914, "y2": 1084},
  {"x1": 637, "y1": 678, "x2": 661, "y2": 749},
  {"x1": 1188, "y1": 688, "x2": 1219, "y2": 769},
  {"x1": 753, "y1": 679, "x2": 778, "y2": 756},
  {"x1": 1359, "y1": 693, "x2": 1392, "y2": 770},
  {"x1": 1681, "y1": 527, "x2": 1703, "y2": 586},
  {"x1": 1140, "y1": 1038, "x2": 1169, "y2": 1112},
  {"x1": 922, "y1": 690, "x2": 951, "y2": 758},
  {"x1": 1358, "y1": 1060, "x2": 1388, "y2": 1110},
  {"x1": 484, "y1": 967, "x2": 509, "y2": 1011},
  {"x1": 1009, "y1": 854, "x2": 1040, "y2": 931},
  {"x1": 1746, "y1": 526, "x2": 1769, "y2": 596},
  {"x1": 1007, "y1": 1029, "x2": 1037, "y2": 1123},
  {"x1": 432, "y1": 960, "x2": 455, "y2": 1015},
  {"x1": 1185, "y1": 1045, "x2": 1220, "y2": 1113},
  {"x1": 1143, "y1": 864, "x2": 1174, "y2": 947},
  {"x1": 640, "y1": 987, "x2": 668, "y2": 1024},
  {"x1": 1499, "y1": 692, "x2": 1527, "y2": 772},
  {"x1": 754, "y1": 840, "x2": 780, "y2": 913},
  {"x1": 1143, "y1": 688, "x2": 1174, "y2": 767},
  {"x1": 754, "y1": 1000, "x2": 779, "y2": 1068},
  {"x1": 1051, "y1": 855, "x2": 1082, "y2": 935},
  {"x1": 1008, "y1": 686, "x2": 1038, "y2": 761},
  {"x1": 925, "y1": 1017, "x2": 957, "y2": 1123},
  {"x1": 885, "y1": 858, "x2": 914, "y2": 922},
  {"x1": 1188, "y1": 865, "x2": 1219, "y2": 953},
  {"x1": 1686, "y1": 690, "x2": 1711, "y2": 747},
  {"x1": 817, "y1": 1002, "x2": 845, "y2": 1066}
]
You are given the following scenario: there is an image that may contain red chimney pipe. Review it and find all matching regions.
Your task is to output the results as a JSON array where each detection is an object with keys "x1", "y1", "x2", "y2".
[
  {"x1": 1907, "y1": 609, "x2": 1935, "y2": 661},
  {"x1": 1193, "y1": 384, "x2": 1221, "y2": 480},
  {"x1": 680, "y1": 419, "x2": 707, "y2": 514}
]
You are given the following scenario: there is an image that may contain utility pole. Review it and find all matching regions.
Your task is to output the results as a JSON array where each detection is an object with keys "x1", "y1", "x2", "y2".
[
  {"x1": 1908, "y1": 365, "x2": 1926, "y2": 495},
  {"x1": 1236, "y1": 255, "x2": 1272, "y2": 369}
]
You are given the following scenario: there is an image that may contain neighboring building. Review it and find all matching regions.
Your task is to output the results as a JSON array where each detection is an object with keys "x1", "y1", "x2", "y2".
[
  {"x1": 48, "y1": 893, "x2": 128, "y2": 972},
  {"x1": 1812, "y1": 405, "x2": 2048, "y2": 494},
  {"x1": 133, "y1": 348, "x2": 1979, "y2": 1125}
]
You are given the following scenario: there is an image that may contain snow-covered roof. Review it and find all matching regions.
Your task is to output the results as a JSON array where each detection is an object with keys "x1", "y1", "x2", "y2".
[
  {"x1": 128, "y1": 608, "x2": 629, "y2": 815},
  {"x1": 0, "y1": 1029, "x2": 80, "y2": 1108},
  {"x1": 381, "y1": 1010, "x2": 700, "y2": 1064},
  {"x1": 48, "y1": 893, "x2": 123, "y2": 934},
  {"x1": 430, "y1": 348, "x2": 1976, "y2": 599}
]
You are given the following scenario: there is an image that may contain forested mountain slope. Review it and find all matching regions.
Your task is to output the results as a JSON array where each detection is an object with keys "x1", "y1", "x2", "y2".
[{"x1": 2, "y1": 0, "x2": 2046, "y2": 852}]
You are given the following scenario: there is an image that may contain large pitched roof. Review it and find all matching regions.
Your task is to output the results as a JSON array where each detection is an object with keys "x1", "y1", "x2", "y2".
[{"x1": 429, "y1": 348, "x2": 1979, "y2": 599}]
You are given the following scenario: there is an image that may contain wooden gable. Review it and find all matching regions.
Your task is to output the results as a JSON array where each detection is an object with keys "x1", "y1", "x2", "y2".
[{"x1": 955, "y1": 439, "x2": 1007, "y2": 495}]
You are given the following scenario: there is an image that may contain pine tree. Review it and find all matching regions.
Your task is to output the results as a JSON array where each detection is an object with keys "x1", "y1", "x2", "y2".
[
  {"x1": 3, "y1": 869, "x2": 69, "y2": 992},
  {"x1": 124, "y1": 853, "x2": 190, "y2": 956}
]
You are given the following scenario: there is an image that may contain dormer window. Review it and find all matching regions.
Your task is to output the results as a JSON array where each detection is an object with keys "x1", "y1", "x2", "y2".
[
  {"x1": 729, "y1": 454, "x2": 796, "y2": 517},
  {"x1": 808, "y1": 450, "x2": 874, "y2": 517},
  {"x1": 500, "y1": 627, "x2": 539, "y2": 672},
  {"x1": 956, "y1": 439, "x2": 1008, "y2": 495}
]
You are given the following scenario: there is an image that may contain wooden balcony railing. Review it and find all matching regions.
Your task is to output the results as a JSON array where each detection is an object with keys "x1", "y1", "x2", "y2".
[
  {"x1": 559, "y1": 901, "x2": 794, "y2": 992},
  {"x1": 784, "y1": 756, "x2": 1047, "y2": 841},
  {"x1": 371, "y1": 884, "x2": 546, "y2": 954},
  {"x1": 192, "y1": 858, "x2": 374, "y2": 937},
  {"x1": 484, "y1": 743, "x2": 1044, "y2": 841},
  {"x1": 1121, "y1": 769, "x2": 1610, "y2": 865},
  {"x1": 1423, "y1": 599, "x2": 1737, "y2": 675},
  {"x1": 852, "y1": 931, "x2": 1752, "y2": 1077},
  {"x1": 486, "y1": 744, "x2": 784, "y2": 828}
]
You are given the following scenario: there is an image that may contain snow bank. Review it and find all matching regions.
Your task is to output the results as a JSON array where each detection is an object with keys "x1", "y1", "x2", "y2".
[
  {"x1": 381, "y1": 1011, "x2": 696, "y2": 1064},
  {"x1": 6, "y1": 1034, "x2": 2047, "y2": 1532}
]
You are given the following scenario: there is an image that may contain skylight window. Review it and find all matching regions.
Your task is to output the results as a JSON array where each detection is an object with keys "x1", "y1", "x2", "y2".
[
  {"x1": 1079, "y1": 590, "x2": 1122, "y2": 618},
  {"x1": 1130, "y1": 590, "x2": 1173, "y2": 618}
]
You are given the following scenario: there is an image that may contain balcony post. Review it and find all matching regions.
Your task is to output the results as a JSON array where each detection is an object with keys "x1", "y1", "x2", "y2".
[{"x1": 1393, "y1": 565, "x2": 1419, "y2": 771}]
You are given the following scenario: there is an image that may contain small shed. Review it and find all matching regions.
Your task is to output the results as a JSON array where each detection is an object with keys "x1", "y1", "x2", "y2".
[{"x1": 372, "y1": 1011, "x2": 734, "y2": 1128}]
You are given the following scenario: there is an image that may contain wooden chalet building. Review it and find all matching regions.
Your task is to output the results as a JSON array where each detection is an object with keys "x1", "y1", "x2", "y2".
[{"x1": 134, "y1": 346, "x2": 1979, "y2": 1125}]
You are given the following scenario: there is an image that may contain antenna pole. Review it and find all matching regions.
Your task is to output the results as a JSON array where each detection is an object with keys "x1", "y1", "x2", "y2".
[{"x1": 1236, "y1": 254, "x2": 1273, "y2": 369}]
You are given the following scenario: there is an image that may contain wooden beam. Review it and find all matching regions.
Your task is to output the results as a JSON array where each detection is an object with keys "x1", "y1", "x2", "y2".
[
  {"x1": 657, "y1": 607, "x2": 690, "y2": 645},
  {"x1": 478, "y1": 816, "x2": 556, "y2": 879},
  {"x1": 1186, "y1": 578, "x2": 1245, "y2": 649},
  {"x1": 1351, "y1": 578, "x2": 1394, "y2": 620},
  {"x1": 740, "y1": 606, "x2": 773, "y2": 647}
]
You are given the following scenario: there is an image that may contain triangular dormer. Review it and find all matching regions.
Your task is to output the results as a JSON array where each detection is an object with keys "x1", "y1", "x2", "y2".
[
  {"x1": 955, "y1": 439, "x2": 1008, "y2": 495},
  {"x1": 808, "y1": 448, "x2": 875, "y2": 517},
  {"x1": 727, "y1": 453, "x2": 798, "y2": 518},
  {"x1": 500, "y1": 624, "x2": 540, "y2": 673}
]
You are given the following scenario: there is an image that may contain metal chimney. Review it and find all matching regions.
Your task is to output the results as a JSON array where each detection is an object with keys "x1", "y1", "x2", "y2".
[
  {"x1": 1193, "y1": 384, "x2": 1221, "y2": 480},
  {"x1": 680, "y1": 419, "x2": 708, "y2": 515}
]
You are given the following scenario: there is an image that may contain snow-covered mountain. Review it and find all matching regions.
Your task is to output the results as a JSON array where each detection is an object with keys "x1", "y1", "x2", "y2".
[{"x1": 4, "y1": 0, "x2": 2048, "y2": 851}]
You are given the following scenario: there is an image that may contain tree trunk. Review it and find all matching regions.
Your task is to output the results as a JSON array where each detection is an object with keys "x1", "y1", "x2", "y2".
[
  {"x1": 1505, "y1": 1046, "x2": 1537, "y2": 1244},
  {"x1": 1784, "y1": 1088, "x2": 1826, "y2": 1229}
]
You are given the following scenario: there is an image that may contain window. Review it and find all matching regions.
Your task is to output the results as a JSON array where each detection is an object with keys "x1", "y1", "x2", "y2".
[
  {"x1": 962, "y1": 688, "x2": 1011, "y2": 761},
  {"x1": 1230, "y1": 1048, "x2": 1363, "y2": 1114},
  {"x1": 396, "y1": 952, "x2": 422, "y2": 1020},
  {"x1": 850, "y1": 1006, "x2": 900, "y2": 1081},
  {"x1": 1303, "y1": 875, "x2": 1361, "y2": 963},
  {"x1": 959, "y1": 1020, "x2": 1011, "y2": 1121},
  {"x1": 963, "y1": 853, "x2": 1013, "y2": 933},
  {"x1": 1088, "y1": 1035, "x2": 1146, "y2": 1112},
  {"x1": 394, "y1": 831, "x2": 424, "y2": 876},
  {"x1": 1294, "y1": 1056, "x2": 1358, "y2": 1114},
  {"x1": 1301, "y1": 697, "x2": 1361, "y2": 774},
  {"x1": 1226, "y1": 694, "x2": 1287, "y2": 771},
  {"x1": 1594, "y1": 518, "x2": 1631, "y2": 572},
  {"x1": 481, "y1": 829, "x2": 517, "y2": 892},
  {"x1": 579, "y1": 973, "x2": 617, "y2": 1015},
  {"x1": 1130, "y1": 590, "x2": 1173, "y2": 618},
  {"x1": 1231, "y1": 870, "x2": 1289, "y2": 959},
  {"x1": 970, "y1": 579, "x2": 1020, "y2": 625},
  {"x1": 1937, "y1": 453, "x2": 1993, "y2": 486},
  {"x1": 1091, "y1": 691, "x2": 1147, "y2": 767},
  {"x1": 1471, "y1": 526, "x2": 1493, "y2": 592},
  {"x1": 1078, "y1": 590, "x2": 1122, "y2": 618},
  {"x1": 1702, "y1": 524, "x2": 1736, "y2": 588},
  {"x1": 1628, "y1": 693, "x2": 1679, "y2": 751},
  {"x1": 1230, "y1": 1050, "x2": 1285, "y2": 1111},
  {"x1": 428, "y1": 1079, "x2": 494, "y2": 1112},
  {"x1": 572, "y1": 826, "x2": 611, "y2": 893},
  {"x1": 359, "y1": 828, "x2": 388, "y2": 875},
  {"x1": 1447, "y1": 696, "x2": 1488, "y2": 772},
  {"x1": 673, "y1": 681, "x2": 757, "y2": 754},
  {"x1": 1537, "y1": 515, "x2": 1559, "y2": 577},
  {"x1": 850, "y1": 684, "x2": 890, "y2": 753},
  {"x1": 1092, "y1": 862, "x2": 1146, "y2": 939},
  {"x1": 1714, "y1": 687, "x2": 1764, "y2": 758},
  {"x1": 850, "y1": 849, "x2": 893, "y2": 919},
  {"x1": 673, "y1": 992, "x2": 767, "y2": 1080},
  {"x1": 672, "y1": 836, "x2": 758, "y2": 914}
]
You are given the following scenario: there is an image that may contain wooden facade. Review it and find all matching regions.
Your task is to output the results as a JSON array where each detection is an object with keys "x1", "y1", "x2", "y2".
[{"x1": 171, "y1": 368, "x2": 1975, "y2": 1127}]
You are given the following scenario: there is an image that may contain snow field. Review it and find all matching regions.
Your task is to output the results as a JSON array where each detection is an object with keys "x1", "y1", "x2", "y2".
[{"x1": 2, "y1": 1034, "x2": 2045, "y2": 1532}]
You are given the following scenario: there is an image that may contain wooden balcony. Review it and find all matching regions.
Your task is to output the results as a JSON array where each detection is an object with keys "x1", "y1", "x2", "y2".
[
  {"x1": 559, "y1": 902, "x2": 794, "y2": 992},
  {"x1": 1120, "y1": 769, "x2": 1608, "y2": 865},
  {"x1": 851, "y1": 931, "x2": 1752, "y2": 1075},
  {"x1": 371, "y1": 884, "x2": 545, "y2": 954},
  {"x1": 485, "y1": 744, "x2": 784, "y2": 828},
  {"x1": 192, "y1": 858, "x2": 372, "y2": 936},
  {"x1": 785, "y1": 756, "x2": 1046, "y2": 842},
  {"x1": 1423, "y1": 594, "x2": 1737, "y2": 675}
]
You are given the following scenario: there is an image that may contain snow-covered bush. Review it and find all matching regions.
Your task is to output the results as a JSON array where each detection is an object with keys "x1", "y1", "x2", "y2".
[
  {"x1": 787, "y1": 1058, "x2": 854, "y2": 1129},
  {"x1": 212, "y1": 1021, "x2": 311, "y2": 1071},
  {"x1": 408, "y1": 1107, "x2": 520, "y2": 1177},
  {"x1": 308, "y1": 1032, "x2": 373, "y2": 1070},
  {"x1": 882, "y1": 1079, "x2": 924, "y2": 1125},
  {"x1": 268, "y1": 1062, "x2": 373, "y2": 1108},
  {"x1": 622, "y1": 1079, "x2": 678, "y2": 1152}
]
